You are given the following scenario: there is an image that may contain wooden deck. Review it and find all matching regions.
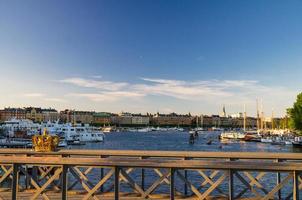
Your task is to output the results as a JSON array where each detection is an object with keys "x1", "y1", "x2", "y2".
[{"x1": 0, "y1": 149, "x2": 302, "y2": 199}]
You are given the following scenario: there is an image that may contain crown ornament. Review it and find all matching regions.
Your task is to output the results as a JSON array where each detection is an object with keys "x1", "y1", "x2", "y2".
[{"x1": 32, "y1": 128, "x2": 60, "y2": 152}]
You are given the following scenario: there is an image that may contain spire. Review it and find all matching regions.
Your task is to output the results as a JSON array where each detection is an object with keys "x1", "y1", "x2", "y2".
[{"x1": 221, "y1": 104, "x2": 226, "y2": 117}]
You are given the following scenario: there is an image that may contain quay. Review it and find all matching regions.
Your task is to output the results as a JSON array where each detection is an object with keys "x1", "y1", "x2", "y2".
[{"x1": 0, "y1": 149, "x2": 302, "y2": 199}]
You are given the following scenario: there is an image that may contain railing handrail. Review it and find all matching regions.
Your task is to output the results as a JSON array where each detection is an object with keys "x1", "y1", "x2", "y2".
[
  {"x1": 0, "y1": 149, "x2": 301, "y2": 160},
  {"x1": 0, "y1": 156, "x2": 302, "y2": 171}
]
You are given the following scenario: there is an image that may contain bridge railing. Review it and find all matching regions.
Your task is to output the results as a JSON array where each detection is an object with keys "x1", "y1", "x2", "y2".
[{"x1": 0, "y1": 149, "x2": 302, "y2": 199}]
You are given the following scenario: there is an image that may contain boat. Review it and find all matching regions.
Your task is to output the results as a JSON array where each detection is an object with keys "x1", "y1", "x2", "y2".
[
  {"x1": 220, "y1": 131, "x2": 245, "y2": 140},
  {"x1": 292, "y1": 137, "x2": 302, "y2": 147},
  {"x1": 1, "y1": 118, "x2": 40, "y2": 137},
  {"x1": 58, "y1": 125, "x2": 84, "y2": 145},
  {"x1": 261, "y1": 138, "x2": 273, "y2": 143},
  {"x1": 137, "y1": 127, "x2": 152, "y2": 133},
  {"x1": 0, "y1": 138, "x2": 32, "y2": 148},
  {"x1": 76, "y1": 126, "x2": 105, "y2": 142},
  {"x1": 102, "y1": 126, "x2": 114, "y2": 133},
  {"x1": 206, "y1": 140, "x2": 212, "y2": 145}
]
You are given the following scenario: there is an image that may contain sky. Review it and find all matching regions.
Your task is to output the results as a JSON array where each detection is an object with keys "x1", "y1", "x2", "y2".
[{"x1": 0, "y1": 0, "x2": 302, "y2": 117}]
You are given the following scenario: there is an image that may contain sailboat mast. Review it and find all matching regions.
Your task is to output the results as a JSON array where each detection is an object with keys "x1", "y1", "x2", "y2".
[
  {"x1": 271, "y1": 109, "x2": 274, "y2": 130},
  {"x1": 260, "y1": 99, "x2": 264, "y2": 130},
  {"x1": 244, "y1": 104, "x2": 246, "y2": 132},
  {"x1": 256, "y1": 99, "x2": 260, "y2": 131}
]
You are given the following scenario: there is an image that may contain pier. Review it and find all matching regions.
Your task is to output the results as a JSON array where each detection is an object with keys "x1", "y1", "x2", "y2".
[{"x1": 0, "y1": 149, "x2": 302, "y2": 199}]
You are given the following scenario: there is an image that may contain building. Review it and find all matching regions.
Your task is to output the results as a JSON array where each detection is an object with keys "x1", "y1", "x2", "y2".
[
  {"x1": 24, "y1": 107, "x2": 59, "y2": 122},
  {"x1": 0, "y1": 108, "x2": 26, "y2": 121},
  {"x1": 131, "y1": 114, "x2": 150, "y2": 125},
  {"x1": 60, "y1": 109, "x2": 95, "y2": 124},
  {"x1": 151, "y1": 112, "x2": 193, "y2": 127},
  {"x1": 25, "y1": 107, "x2": 43, "y2": 122},
  {"x1": 93, "y1": 112, "x2": 112, "y2": 125},
  {"x1": 115, "y1": 112, "x2": 133, "y2": 126},
  {"x1": 41, "y1": 108, "x2": 59, "y2": 122}
]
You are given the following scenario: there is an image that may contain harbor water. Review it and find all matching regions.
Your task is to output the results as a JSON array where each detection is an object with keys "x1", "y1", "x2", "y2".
[
  {"x1": 67, "y1": 131, "x2": 301, "y2": 198},
  {"x1": 70, "y1": 131, "x2": 302, "y2": 153}
]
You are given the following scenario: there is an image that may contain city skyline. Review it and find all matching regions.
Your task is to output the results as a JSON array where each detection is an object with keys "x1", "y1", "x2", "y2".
[{"x1": 1, "y1": 0, "x2": 302, "y2": 116}]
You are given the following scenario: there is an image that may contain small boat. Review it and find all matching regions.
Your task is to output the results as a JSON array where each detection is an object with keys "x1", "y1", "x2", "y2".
[
  {"x1": 292, "y1": 137, "x2": 302, "y2": 147},
  {"x1": 102, "y1": 126, "x2": 114, "y2": 133},
  {"x1": 220, "y1": 131, "x2": 245, "y2": 140},
  {"x1": 261, "y1": 138, "x2": 273, "y2": 143},
  {"x1": 58, "y1": 140, "x2": 67, "y2": 147}
]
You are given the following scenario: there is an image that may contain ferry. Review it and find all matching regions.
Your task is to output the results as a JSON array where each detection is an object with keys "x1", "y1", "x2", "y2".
[
  {"x1": 58, "y1": 125, "x2": 105, "y2": 144},
  {"x1": 292, "y1": 137, "x2": 302, "y2": 147}
]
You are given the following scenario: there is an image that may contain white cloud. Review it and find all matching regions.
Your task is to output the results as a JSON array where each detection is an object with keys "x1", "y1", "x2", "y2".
[
  {"x1": 59, "y1": 77, "x2": 128, "y2": 91},
  {"x1": 58, "y1": 76, "x2": 297, "y2": 116},
  {"x1": 43, "y1": 98, "x2": 67, "y2": 103},
  {"x1": 67, "y1": 91, "x2": 144, "y2": 101},
  {"x1": 23, "y1": 93, "x2": 45, "y2": 97}
]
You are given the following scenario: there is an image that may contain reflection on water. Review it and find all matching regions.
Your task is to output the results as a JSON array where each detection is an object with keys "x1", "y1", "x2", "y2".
[{"x1": 70, "y1": 131, "x2": 302, "y2": 153}]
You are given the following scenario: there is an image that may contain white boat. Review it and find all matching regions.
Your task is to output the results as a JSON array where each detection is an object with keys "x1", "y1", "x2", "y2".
[
  {"x1": 261, "y1": 138, "x2": 273, "y2": 143},
  {"x1": 1, "y1": 118, "x2": 40, "y2": 137},
  {"x1": 220, "y1": 131, "x2": 245, "y2": 140},
  {"x1": 137, "y1": 127, "x2": 152, "y2": 132},
  {"x1": 76, "y1": 126, "x2": 105, "y2": 142},
  {"x1": 102, "y1": 126, "x2": 114, "y2": 133},
  {"x1": 58, "y1": 126, "x2": 83, "y2": 145},
  {"x1": 58, "y1": 140, "x2": 67, "y2": 147}
]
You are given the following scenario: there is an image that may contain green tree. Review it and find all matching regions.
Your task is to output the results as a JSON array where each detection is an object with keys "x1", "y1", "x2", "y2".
[{"x1": 287, "y1": 92, "x2": 302, "y2": 132}]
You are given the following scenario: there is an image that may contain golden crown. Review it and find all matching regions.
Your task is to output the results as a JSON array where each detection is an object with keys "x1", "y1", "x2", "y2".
[{"x1": 32, "y1": 129, "x2": 60, "y2": 152}]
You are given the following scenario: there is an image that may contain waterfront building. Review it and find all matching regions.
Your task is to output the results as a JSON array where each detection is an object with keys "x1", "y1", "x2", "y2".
[
  {"x1": 60, "y1": 109, "x2": 95, "y2": 124},
  {"x1": 151, "y1": 112, "x2": 193, "y2": 127},
  {"x1": 115, "y1": 112, "x2": 133, "y2": 126},
  {"x1": 0, "y1": 108, "x2": 26, "y2": 121},
  {"x1": 92, "y1": 112, "x2": 112, "y2": 125},
  {"x1": 41, "y1": 108, "x2": 59, "y2": 122},
  {"x1": 131, "y1": 114, "x2": 150, "y2": 125},
  {"x1": 25, "y1": 107, "x2": 43, "y2": 122},
  {"x1": 24, "y1": 107, "x2": 59, "y2": 122},
  {"x1": 200, "y1": 115, "x2": 213, "y2": 128}
]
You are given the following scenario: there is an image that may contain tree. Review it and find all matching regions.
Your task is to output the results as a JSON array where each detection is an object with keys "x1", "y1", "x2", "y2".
[{"x1": 287, "y1": 92, "x2": 302, "y2": 132}]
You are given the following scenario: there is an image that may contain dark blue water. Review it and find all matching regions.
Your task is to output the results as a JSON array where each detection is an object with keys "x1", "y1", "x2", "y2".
[
  {"x1": 65, "y1": 132, "x2": 302, "y2": 199},
  {"x1": 71, "y1": 131, "x2": 301, "y2": 153}
]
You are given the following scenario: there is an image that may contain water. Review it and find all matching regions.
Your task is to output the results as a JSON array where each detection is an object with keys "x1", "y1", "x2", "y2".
[
  {"x1": 70, "y1": 131, "x2": 301, "y2": 153},
  {"x1": 65, "y1": 131, "x2": 302, "y2": 198}
]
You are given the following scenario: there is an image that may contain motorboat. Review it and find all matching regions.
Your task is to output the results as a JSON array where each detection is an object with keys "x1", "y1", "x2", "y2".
[
  {"x1": 76, "y1": 126, "x2": 105, "y2": 142},
  {"x1": 220, "y1": 131, "x2": 245, "y2": 140}
]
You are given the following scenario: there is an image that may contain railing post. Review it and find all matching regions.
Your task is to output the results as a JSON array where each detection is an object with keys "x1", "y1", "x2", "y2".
[
  {"x1": 276, "y1": 159, "x2": 281, "y2": 199},
  {"x1": 12, "y1": 163, "x2": 19, "y2": 200},
  {"x1": 293, "y1": 171, "x2": 299, "y2": 200},
  {"x1": 184, "y1": 169, "x2": 188, "y2": 196},
  {"x1": 229, "y1": 169, "x2": 234, "y2": 200},
  {"x1": 141, "y1": 156, "x2": 145, "y2": 190},
  {"x1": 32, "y1": 166, "x2": 38, "y2": 187},
  {"x1": 114, "y1": 167, "x2": 120, "y2": 200},
  {"x1": 100, "y1": 167, "x2": 104, "y2": 192},
  {"x1": 170, "y1": 168, "x2": 175, "y2": 200},
  {"x1": 62, "y1": 165, "x2": 68, "y2": 200},
  {"x1": 141, "y1": 168, "x2": 145, "y2": 190}
]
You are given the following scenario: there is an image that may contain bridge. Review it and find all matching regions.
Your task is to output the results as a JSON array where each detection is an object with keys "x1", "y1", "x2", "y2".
[{"x1": 0, "y1": 149, "x2": 302, "y2": 199}]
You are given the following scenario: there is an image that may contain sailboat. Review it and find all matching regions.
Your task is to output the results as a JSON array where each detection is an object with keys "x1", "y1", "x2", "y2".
[{"x1": 220, "y1": 105, "x2": 246, "y2": 140}]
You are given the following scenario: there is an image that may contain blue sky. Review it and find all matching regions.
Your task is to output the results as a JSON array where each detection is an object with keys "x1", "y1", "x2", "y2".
[{"x1": 0, "y1": 0, "x2": 301, "y2": 116}]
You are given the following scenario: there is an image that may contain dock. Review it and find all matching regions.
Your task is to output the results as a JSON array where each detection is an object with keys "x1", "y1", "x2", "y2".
[{"x1": 0, "y1": 149, "x2": 302, "y2": 199}]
